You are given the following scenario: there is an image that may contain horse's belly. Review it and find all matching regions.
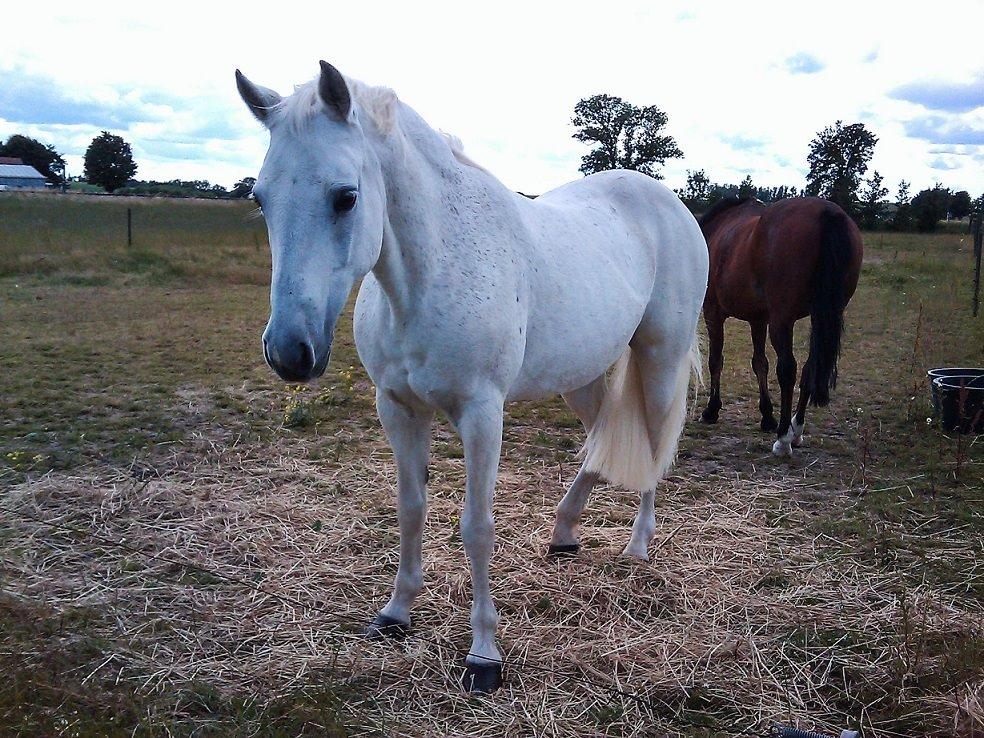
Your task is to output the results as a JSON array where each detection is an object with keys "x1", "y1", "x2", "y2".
[{"x1": 508, "y1": 265, "x2": 652, "y2": 401}]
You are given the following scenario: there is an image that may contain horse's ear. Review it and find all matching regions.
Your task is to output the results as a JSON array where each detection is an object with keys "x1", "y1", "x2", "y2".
[
  {"x1": 318, "y1": 60, "x2": 352, "y2": 121},
  {"x1": 235, "y1": 69, "x2": 282, "y2": 124}
]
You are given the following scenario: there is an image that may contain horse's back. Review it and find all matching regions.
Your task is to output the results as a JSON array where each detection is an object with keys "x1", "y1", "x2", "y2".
[
  {"x1": 505, "y1": 170, "x2": 707, "y2": 400},
  {"x1": 532, "y1": 169, "x2": 707, "y2": 287}
]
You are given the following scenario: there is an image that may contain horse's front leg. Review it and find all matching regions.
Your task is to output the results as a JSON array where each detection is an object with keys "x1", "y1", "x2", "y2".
[
  {"x1": 367, "y1": 389, "x2": 434, "y2": 639},
  {"x1": 456, "y1": 395, "x2": 505, "y2": 693}
]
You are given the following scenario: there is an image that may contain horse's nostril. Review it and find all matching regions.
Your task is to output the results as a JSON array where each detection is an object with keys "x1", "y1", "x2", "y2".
[{"x1": 299, "y1": 341, "x2": 314, "y2": 371}]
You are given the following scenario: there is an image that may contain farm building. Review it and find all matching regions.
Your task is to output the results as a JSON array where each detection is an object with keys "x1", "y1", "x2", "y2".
[{"x1": 0, "y1": 161, "x2": 48, "y2": 190}]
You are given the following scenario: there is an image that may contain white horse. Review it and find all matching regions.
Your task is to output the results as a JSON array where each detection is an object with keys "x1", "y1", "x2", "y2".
[{"x1": 236, "y1": 61, "x2": 708, "y2": 693}]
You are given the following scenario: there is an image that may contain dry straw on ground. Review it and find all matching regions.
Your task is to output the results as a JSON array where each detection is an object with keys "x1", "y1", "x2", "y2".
[{"x1": 2, "y1": 427, "x2": 982, "y2": 737}]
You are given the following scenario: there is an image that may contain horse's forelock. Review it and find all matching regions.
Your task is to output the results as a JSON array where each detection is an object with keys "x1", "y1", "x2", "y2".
[
  {"x1": 273, "y1": 77, "x2": 398, "y2": 135},
  {"x1": 273, "y1": 74, "x2": 491, "y2": 177}
]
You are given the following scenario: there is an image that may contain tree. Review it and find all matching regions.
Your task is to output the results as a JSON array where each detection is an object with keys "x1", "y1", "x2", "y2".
[
  {"x1": 0, "y1": 134, "x2": 66, "y2": 183},
  {"x1": 676, "y1": 169, "x2": 710, "y2": 209},
  {"x1": 804, "y1": 121, "x2": 878, "y2": 218},
  {"x1": 230, "y1": 177, "x2": 257, "y2": 199},
  {"x1": 891, "y1": 181, "x2": 912, "y2": 231},
  {"x1": 572, "y1": 94, "x2": 683, "y2": 179},
  {"x1": 858, "y1": 170, "x2": 888, "y2": 230},
  {"x1": 738, "y1": 175, "x2": 756, "y2": 199},
  {"x1": 760, "y1": 185, "x2": 796, "y2": 203},
  {"x1": 950, "y1": 190, "x2": 971, "y2": 220},
  {"x1": 84, "y1": 131, "x2": 137, "y2": 193},
  {"x1": 911, "y1": 184, "x2": 952, "y2": 232}
]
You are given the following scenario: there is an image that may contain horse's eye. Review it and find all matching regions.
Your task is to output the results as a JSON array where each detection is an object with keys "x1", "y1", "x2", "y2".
[{"x1": 333, "y1": 190, "x2": 357, "y2": 213}]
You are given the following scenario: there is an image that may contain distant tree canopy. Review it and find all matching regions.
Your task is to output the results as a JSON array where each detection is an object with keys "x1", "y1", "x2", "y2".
[
  {"x1": 230, "y1": 177, "x2": 257, "y2": 199},
  {"x1": 974, "y1": 194, "x2": 984, "y2": 218},
  {"x1": 676, "y1": 169, "x2": 710, "y2": 208},
  {"x1": 911, "y1": 184, "x2": 953, "y2": 232},
  {"x1": 890, "y1": 181, "x2": 912, "y2": 231},
  {"x1": 572, "y1": 94, "x2": 682, "y2": 179},
  {"x1": 114, "y1": 179, "x2": 230, "y2": 198},
  {"x1": 859, "y1": 170, "x2": 888, "y2": 230},
  {"x1": 760, "y1": 185, "x2": 798, "y2": 202},
  {"x1": 950, "y1": 190, "x2": 971, "y2": 220},
  {"x1": 737, "y1": 175, "x2": 756, "y2": 199},
  {"x1": 675, "y1": 170, "x2": 796, "y2": 214},
  {"x1": 84, "y1": 132, "x2": 137, "y2": 193},
  {"x1": 804, "y1": 121, "x2": 877, "y2": 218},
  {"x1": 0, "y1": 134, "x2": 66, "y2": 183}
]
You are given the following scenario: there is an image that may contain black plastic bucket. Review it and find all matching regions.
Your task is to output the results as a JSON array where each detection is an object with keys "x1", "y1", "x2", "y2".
[
  {"x1": 927, "y1": 367, "x2": 984, "y2": 414},
  {"x1": 932, "y1": 374, "x2": 984, "y2": 433}
]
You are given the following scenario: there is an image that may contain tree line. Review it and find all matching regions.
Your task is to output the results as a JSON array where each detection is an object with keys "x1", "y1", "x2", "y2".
[
  {"x1": 0, "y1": 133, "x2": 255, "y2": 200},
  {"x1": 3, "y1": 97, "x2": 981, "y2": 230},
  {"x1": 571, "y1": 95, "x2": 982, "y2": 232}
]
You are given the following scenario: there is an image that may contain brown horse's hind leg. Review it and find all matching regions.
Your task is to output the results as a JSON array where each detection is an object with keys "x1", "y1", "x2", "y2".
[
  {"x1": 790, "y1": 360, "x2": 813, "y2": 447},
  {"x1": 750, "y1": 320, "x2": 776, "y2": 432},
  {"x1": 768, "y1": 322, "x2": 798, "y2": 456},
  {"x1": 700, "y1": 307, "x2": 725, "y2": 423}
]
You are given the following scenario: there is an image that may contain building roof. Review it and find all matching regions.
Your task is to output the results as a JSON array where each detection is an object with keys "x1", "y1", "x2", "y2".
[
  {"x1": 0, "y1": 164, "x2": 47, "y2": 180},
  {"x1": 0, "y1": 156, "x2": 25, "y2": 165}
]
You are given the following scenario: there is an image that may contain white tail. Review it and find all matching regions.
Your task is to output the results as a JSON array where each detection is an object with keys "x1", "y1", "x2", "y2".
[{"x1": 581, "y1": 337, "x2": 702, "y2": 492}]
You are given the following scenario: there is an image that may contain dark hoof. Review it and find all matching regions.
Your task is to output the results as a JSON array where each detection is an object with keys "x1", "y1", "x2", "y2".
[
  {"x1": 547, "y1": 542, "x2": 581, "y2": 557},
  {"x1": 462, "y1": 660, "x2": 502, "y2": 693},
  {"x1": 760, "y1": 417, "x2": 778, "y2": 432},
  {"x1": 365, "y1": 613, "x2": 410, "y2": 641},
  {"x1": 700, "y1": 410, "x2": 719, "y2": 424}
]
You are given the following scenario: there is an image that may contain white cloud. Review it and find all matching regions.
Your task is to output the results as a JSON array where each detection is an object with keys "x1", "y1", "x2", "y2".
[{"x1": 2, "y1": 0, "x2": 982, "y2": 193}]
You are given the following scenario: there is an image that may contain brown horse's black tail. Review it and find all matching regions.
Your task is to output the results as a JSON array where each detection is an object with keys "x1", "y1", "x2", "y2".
[{"x1": 806, "y1": 209, "x2": 852, "y2": 407}]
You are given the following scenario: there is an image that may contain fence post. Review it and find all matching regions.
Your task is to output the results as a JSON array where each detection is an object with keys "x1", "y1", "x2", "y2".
[
  {"x1": 972, "y1": 214, "x2": 981, "y2": 317},
  {"x1": 127, "y1": 207, "x2": 132, "y2": 247}
]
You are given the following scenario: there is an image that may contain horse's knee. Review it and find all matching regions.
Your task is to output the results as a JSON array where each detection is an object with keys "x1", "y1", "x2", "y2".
[{"x1": 460, "y1": 511, "x2": 494, "y2": 554}]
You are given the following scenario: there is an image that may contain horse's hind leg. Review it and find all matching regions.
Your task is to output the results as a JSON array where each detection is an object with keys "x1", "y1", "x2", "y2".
[
  {"x1": 625, "y1": 338, "x2": 693, "y2": 560},
  {"x1": 751, "y1": 320, "x2": 777, "y2": 431},
  {"x1": 550, "y1": 376, "x2": 606, "y2": 554},
  {"x1": 368, "y1": 390, "x2": 434, "y2": 639},
  {"x1": 700, "y1": 305, "x2": 725, "y2": 424},
  {"x1": 769, "y1": 322, "x2": 798, "y2": 456},
  {"x1": 791, "y1": 360, "x2": 813, "y2": 447}
]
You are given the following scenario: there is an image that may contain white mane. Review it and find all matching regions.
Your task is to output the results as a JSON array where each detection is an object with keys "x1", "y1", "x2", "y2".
[{"x1": 275, "y1": 77, "x2": 489, "y2": 174}]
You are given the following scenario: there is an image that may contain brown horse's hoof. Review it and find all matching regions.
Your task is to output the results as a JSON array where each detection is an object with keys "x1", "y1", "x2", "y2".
[
  {"x1": 462, "y1": 660, "x2": 502, "y2": 693},
  {"x1": 700, "y1": 409, "x2": 719, "y2": 424},
  {"x1": 760, "y1": 416, "x2": 778, "y2": 432}
]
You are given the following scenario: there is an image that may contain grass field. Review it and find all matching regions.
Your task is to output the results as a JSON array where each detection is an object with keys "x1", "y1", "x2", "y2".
[{"x1": 1, "y1": 191, "x2": 981, "y2": 737}]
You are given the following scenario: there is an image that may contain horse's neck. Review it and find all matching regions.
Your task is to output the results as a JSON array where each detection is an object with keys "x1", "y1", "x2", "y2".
[{"x1": 370, "y1": 103, "x2": 513, "y2": 313}]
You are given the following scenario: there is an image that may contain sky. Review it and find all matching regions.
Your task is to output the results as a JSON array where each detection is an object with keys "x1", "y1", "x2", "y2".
[{"x1": 1, "y1": 1, "x2": 982, "y2": 196}]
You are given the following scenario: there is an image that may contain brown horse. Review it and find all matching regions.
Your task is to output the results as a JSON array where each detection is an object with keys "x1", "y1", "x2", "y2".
[{"x1": 698, "y1": 196, "x2": 863, "y2": 455}]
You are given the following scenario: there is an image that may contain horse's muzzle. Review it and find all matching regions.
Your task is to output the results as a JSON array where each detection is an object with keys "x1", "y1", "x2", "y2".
[{"x1": 263, "y1": 334, "x2": 329, "y2": 383}]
